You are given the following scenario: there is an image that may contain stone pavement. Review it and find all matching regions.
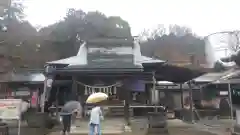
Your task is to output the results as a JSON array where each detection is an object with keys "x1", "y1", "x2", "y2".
[
  {"x1": 5, "y1": 118, "x2": 232, "y2": 135},
  {"x1": 130, "y1": 118, "x2": 232, "y2": 135},
  {"x1": 194, "y1": 119, "x2": 234, "y2": 135},
  {"x1": 50, "y1": 118, "x2": 125, "y2": 135},
  {"x1": 48, "y1": 118, "x2": 234, "y2": 135},
  {"x1": 167, "y1": 119, "x2": 233, "y2": 135}
]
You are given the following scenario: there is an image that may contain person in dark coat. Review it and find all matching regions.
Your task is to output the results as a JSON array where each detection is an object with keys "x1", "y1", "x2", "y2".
[{"x1": 60, "y1": 100, "x2": 82, "y2": 135}]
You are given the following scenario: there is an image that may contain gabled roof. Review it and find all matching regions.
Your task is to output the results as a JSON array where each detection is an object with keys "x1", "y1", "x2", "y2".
[
  {"x1": 45, "y1": 39, "x2": 205, "y2": 83},
  {"x1": 47, "y1": 55, "x2": 164, "y2": 65},
  {"x1": 47, "y1": 41, "x2": 165, "y2": 66}
]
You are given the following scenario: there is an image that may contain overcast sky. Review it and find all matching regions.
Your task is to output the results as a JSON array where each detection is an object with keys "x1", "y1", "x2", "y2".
[
  {"x1": 23, "y1": 0, "x2": 240, "y2": 64},
  {"x1": 24, "y1": 0, "x2": 240, "y2": 37}
]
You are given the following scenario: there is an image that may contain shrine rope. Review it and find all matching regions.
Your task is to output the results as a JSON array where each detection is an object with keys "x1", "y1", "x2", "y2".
[{"x1": 75, "y1": 81, "x2": 121, "y2": 95}]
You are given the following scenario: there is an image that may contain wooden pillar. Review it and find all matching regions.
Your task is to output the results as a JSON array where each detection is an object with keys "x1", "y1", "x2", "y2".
[
  {"x1": 71, "y1": 76, "x2": 78, "y2": 100},
  {"x1": 228, "y1": 83, "x2": 233, "y2": 119},
  {"x1": 56, "y1": 87, "x2": 60, "y2": 118},
  {"x1": 180, "y1": 84, "x2": 184, "y2": 108},
  {"x1": 151, "y1": 71, "x2": 158, "y2": 112},
  {"x1": 188, "y1": 81, "x2": 194, "y2": 123},
  {"x1": 124, "y1": 87, "x2": 130, "y2": 125},
  {"x1": 37, "y1": 87, "x2": 43, "y2": 111},
  {"x1": 41, "y1": 75, "x2": 54, "y2": 112}
]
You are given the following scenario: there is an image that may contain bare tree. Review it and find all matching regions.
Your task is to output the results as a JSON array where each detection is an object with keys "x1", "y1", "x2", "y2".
[
  {"x1": 217, "y1": 31, "x2": 240, "y2": 66},
  {"x1": 227, "y1": 31, "x2": 240, "y2": 52}
]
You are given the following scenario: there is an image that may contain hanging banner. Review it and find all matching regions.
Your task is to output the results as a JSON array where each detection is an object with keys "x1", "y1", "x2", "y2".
[
  {"x1": 0, "y1": 99, "x2": 22, "y2": 120},
  {"x1": 124, "y1": 79, "x2": 145, "y2": 92}
]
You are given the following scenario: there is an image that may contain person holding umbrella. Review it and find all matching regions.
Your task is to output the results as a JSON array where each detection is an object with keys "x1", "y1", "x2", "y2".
[
  {"x1": 89, "y1": 103, "x2": 104, "y2": 135},
  {"x1": 86, "y1": 92, "x2": 108, "y2": 135},
  {"x1": 60, "y1": 100, "x2": 82, "y2": 135}
]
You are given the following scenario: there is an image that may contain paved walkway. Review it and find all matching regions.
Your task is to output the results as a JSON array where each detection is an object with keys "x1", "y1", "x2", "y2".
[
  {"x1": 5, "y1": 118, "x2": 233, "y2": 135},
  {"x1": 50, "y1": 118, "x2": 125, "y2": 135},
  {"x1": 167, "y1": 119, "x2": 233, "y2": 135}
]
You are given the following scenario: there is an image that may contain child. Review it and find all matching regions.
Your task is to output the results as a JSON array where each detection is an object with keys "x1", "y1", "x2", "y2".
[{"x1": 89, "y1": 104, "x2": 103, "y2": 135}]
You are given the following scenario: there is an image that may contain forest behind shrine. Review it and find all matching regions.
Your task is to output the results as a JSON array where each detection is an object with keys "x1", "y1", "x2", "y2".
[{"x1": 0, "y1": 0, "x2": 209, "y2": 72}]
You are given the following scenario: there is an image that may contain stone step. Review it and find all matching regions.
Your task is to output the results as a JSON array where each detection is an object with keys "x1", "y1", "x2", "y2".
[
  {"x1": 72, "y1": 126, "x2": 124, "y2": 130},
  {"x1": 69, "y1": 124, "x2": 124, "y2": 135},
  {"x1": 70, "y1": 129, "x2": 123, "y2": 135}
]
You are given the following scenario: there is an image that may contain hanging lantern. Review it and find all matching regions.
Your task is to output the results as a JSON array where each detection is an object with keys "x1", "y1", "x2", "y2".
[{"x1": 46, "y1": 78, "x2": 53, "y2": 87}]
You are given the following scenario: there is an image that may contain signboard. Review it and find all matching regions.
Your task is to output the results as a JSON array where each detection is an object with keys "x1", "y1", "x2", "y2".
[
  {"x1": 0, "y1": 99, "x2": 22, "y2": 120},
  {"x1": 219, "y1": 91, "x2": 228, "y2": 96},
  {"x1": 87, "y1": 46, "x2": 134, "y2": 67},
  {"x1": 15, "y1": 91, "x2": 30, "y2": 96}
]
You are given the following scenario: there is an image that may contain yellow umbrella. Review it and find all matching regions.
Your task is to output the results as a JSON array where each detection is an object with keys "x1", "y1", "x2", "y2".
[{"x1": 86, "y1": 92, "x2": 108, "y2": 103}]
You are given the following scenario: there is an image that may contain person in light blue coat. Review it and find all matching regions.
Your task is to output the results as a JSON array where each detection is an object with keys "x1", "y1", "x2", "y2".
[{"x1": 89, "y1": 104, "x2": 104, "y2": 135}]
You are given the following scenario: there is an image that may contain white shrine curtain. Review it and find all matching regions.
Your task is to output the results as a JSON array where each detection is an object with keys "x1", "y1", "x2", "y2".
[{"x1": 75, "y1": 81, "x2": 122, "y2": 95}]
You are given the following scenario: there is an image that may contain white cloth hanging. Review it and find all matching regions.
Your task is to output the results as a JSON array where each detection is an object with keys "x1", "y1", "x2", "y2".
[
  {"x1": 84, "y1": 86, "x2": 88, "y2": 95},
  {"x1": 103, "y1": 88, "x2": 106, "y2": 93},
  {"x1": 75, "y1": 80, "x2": 122, "y2": 96},
  {"x1": 113, "y1": 86, "x2": 117, "y2": 94},
  {"x1": 89, "y1": 87, "x2": 92, "y2": 94},
  {"x1": 109, "y1": 87, "x2": 112, "y2": 95}
]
